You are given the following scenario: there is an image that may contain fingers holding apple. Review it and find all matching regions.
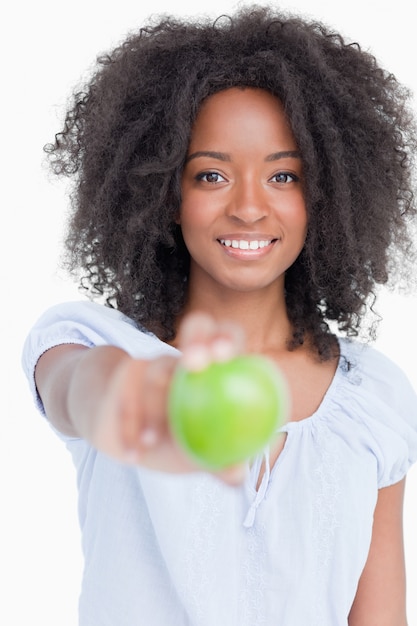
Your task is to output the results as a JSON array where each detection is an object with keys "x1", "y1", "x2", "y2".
[
  {"x1": 168, "y1": 353, "x2": 290, "y2": 470},
  {"x1": 177, "y1": 311, "x2": 245, "y2": 371}
]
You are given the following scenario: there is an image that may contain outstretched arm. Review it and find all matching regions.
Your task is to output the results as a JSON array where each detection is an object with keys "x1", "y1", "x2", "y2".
[
  {"x1": 348, "y1": 478, "x2": 407, "y2": 626},
  {"x1": 34, "y1": 312, "x2": 245, "y2": 481}
]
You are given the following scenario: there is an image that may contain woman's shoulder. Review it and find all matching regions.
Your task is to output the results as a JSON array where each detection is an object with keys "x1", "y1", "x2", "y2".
[
  {"x1": 22, "y1": 299, "x2": 178, "y2": 364},
  {"x1": 323, "y1": 336, "x2": 417, "y2": 487},
  {"x1": 29, "y1": 299, "x2": 138, "y2": 331},
  {"x1": 338, "y1": 336, "x2": 415, "y2": 407}
]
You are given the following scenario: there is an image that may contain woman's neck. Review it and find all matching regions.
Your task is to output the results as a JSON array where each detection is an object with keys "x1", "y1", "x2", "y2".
[{"x1": 176, "y1": 286, "x2": 293, "y2": 354}]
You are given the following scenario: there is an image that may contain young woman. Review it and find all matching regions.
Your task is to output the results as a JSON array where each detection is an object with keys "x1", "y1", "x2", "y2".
[{"x1": 23, "y1": 7, "x2": 417, "y2": 624}]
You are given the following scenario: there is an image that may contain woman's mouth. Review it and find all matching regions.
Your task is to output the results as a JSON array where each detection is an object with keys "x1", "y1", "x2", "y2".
[
  {"x1": 219, "y1": 239, "x2": 273, "y2": 250},
  {"x1": 218, "y1": 238, "x2": 276, "y2": 250}
]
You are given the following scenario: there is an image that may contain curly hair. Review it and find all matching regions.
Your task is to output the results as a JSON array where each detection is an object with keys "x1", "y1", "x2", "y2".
[{"x1": 45, "y1": 5, "x2": 417, "y2": 359}]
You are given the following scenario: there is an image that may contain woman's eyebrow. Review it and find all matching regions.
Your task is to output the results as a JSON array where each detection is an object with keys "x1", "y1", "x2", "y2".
[
  {"x1": 265, "y1": 150, "x2": 301, "y2": 161},
  {"x1": 185, "y1": 149, "x2": 301, "y2": 163},
  {"x1": 185, "y1": 150, "x2": 231, "y2": 163}
]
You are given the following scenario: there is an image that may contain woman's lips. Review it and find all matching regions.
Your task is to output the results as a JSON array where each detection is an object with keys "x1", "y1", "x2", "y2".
[
  {"x1": 217, "y1": 237, "x2": 279, "y2": 257},
  {"x1": 219, "y1": 238, "x2": 273, "y2": 250}
]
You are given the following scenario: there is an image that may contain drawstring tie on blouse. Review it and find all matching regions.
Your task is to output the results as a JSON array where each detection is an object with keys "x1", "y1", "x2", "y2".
[{"x1": 243, "y1": 447, "x2": 271, "y2": 528}]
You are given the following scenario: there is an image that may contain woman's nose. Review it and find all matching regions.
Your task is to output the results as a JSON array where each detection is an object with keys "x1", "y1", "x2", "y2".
[{"x1": 226, "y1": 179, "x2": 268, "y2": 223}]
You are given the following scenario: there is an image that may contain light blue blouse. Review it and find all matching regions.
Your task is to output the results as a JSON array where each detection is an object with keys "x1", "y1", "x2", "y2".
[{"x1": 22, "y1": 301, "x2": 417, "y2": 625}]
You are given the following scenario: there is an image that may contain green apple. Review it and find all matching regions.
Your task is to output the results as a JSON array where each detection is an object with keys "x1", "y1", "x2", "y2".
[{"x1": 168, "y1": 355, "x2": 289, "y2": 469}]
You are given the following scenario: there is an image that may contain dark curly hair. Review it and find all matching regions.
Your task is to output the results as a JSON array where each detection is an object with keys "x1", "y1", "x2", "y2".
[{"x1": 45, "y1": 5, "x2": 417, "y2": 359}]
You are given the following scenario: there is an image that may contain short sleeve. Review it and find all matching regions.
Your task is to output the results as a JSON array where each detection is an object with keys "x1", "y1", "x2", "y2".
[
  {"x1": 21, "y1": 300, "x2": 178, "y2": 416},
  {"x1": 344, "y1": 341, "x2": 417, "y2": 488}
]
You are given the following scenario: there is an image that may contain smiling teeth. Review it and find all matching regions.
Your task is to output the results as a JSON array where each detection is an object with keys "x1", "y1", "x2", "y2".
[{"x1": 220, "y1": 239, "x2": 272, "y2": 250}]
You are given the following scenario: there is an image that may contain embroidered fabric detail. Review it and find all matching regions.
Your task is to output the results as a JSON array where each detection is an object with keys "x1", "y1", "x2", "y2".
[
  {"x1": 311, "y1": 422, "x2": 342, "y2": 626},
  {"x1": 240, "y1": 522, "x2": 267, "y2": 625},
  {"x1": 181, "y1": 478, "x2": 222, "y2": 623}
]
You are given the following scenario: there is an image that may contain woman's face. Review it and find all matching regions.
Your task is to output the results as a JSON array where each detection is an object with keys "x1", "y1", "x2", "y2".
[{"x1": 179, "y1": 87, "x2": 307, "y2": 297}]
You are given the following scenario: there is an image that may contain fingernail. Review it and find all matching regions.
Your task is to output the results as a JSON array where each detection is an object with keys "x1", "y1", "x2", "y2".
[
  {"x1": 182, "y1": 345, "x2": 210, "y2": 371},
  {"x1": 140, "y1": 428, "x2": 159, "y2": 447},
  {"x1": 211, "y1": 338, "x2": 234, "y2": 362}
]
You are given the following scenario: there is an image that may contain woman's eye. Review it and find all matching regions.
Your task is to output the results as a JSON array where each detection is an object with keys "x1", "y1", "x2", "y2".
[
  {"x1": 196, "y1": 171, "x2": 226, "y2": 184},
  {"x1": 270, "y1": 172, "x2": 299, "y2": 184}
]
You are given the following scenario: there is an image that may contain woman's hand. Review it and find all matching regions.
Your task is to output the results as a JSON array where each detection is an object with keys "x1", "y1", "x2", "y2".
[
  {"x1": 95, "y1": 312, "x2": 246, "y2": 483},
  {"x1": 176, "y1": 311, "x2": 245, "y2": 371}
]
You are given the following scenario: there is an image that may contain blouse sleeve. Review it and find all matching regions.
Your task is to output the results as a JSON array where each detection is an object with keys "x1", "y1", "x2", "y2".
[
  {"x1": 348, "y1": 342, "x2": 417, "y2": 488},
  {"x1": 21, "y1": 300, "x2": 177, "y2": 416}
]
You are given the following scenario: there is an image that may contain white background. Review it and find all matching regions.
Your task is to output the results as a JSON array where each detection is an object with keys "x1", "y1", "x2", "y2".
[{"x1": 2, "y1": 0, "x2": 416, "y2": 624}]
